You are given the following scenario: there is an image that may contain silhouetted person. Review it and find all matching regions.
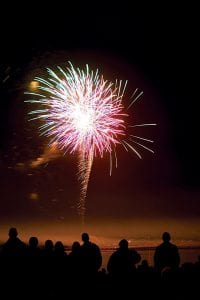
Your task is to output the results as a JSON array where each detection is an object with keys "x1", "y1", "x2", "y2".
[
  {"x1": 0, "y1": 228, "x2": 27, "y2": 297},
  {"x1": 137, "y1": 259, "x2": 151, "y2": 272},
  {"x1": 43, "y1": 239, "x2": 54, "y2": 255},
  {"x1": 154, "y1": 232, "x2": 180, "y2": 272},
  {"x1": 80, "y1": 232, "x2": 102, "y2": 277},
  {"x1": 68, "y1": 241, "x2": 82, "y2": 286},
  {"x1": 26, "y1": 236, "x2": 42, "y2": 296},
  {"x1": 1, "y1": 227, "x2": 26, "y2": 257},
  {"x1": 70, "y1": 241, "x2": 81, "y2": 254},
  {"x1": 54, "y1": 241, "x2": 67, "y2": 257},
  {"x1": 54, "y1": 241, "x2": 68, "y2": 295},
  {"x1": 42, "y1": 239, "x2": 55, "y2": 296},
  {"x1": 107, "y1": 239, "x2": 141, "y2": 279},
  {"x1": 27, "y1": 236, "x2": 41, "y2": 257},
  {"x1": 68, "y1": 241, "x2": 81, "y2": 272},
  {"x1": 107, "y1": 239, "x2": 141, "y2": 296}
]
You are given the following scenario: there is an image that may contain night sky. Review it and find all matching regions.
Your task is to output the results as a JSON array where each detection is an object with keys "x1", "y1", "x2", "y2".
[{"x1": 0, "y1": 3, "x2": 199, "y2": 242}]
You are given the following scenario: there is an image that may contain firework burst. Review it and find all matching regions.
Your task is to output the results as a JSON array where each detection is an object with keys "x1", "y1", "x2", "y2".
[{"x1": 25, "y1": 62, "x2": 156, "y2": 223}]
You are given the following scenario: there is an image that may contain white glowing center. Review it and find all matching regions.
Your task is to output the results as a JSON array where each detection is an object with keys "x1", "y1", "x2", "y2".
[{"x1": 72, "y1": 106, "x2": 95, "y2": 134}]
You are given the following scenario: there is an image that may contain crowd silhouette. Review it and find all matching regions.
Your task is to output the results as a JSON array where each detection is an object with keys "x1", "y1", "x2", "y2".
[{"x1": 0, "y1": 228, "x2": 199, "y2": 299}]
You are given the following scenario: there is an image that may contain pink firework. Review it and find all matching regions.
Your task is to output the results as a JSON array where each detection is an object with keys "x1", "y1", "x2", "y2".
[{"x1": 25, "y1": 62, "x2": 156, "y2": 222}]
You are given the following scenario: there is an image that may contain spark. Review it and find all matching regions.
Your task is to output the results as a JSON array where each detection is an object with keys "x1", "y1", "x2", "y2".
[{"x1": 25, "y1": 61, "x2": 156, "y2": 223}]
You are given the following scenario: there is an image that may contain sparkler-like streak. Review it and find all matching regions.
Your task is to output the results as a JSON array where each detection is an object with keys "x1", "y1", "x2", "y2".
[
  {"x1": 25, "y1": 61, "x2": 156, "y2": 223},
  {"x1": 78, "y1": 149, "x2": 93, "y2": 224}
]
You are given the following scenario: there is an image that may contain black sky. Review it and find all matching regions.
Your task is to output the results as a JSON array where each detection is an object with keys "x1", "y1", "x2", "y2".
[{"x1": 0, "y1": 3, "x2": 199, "y2": 223}]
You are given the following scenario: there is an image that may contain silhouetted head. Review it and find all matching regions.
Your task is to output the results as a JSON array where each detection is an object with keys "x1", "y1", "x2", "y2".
[
  {"x1": 9, "y1": 227, "x2": 18, "y2": 238},
  {"x1": 72, "y1": 241, "x2": 81, "y2": 252},
  {"x1": 162, "y1": 232, "x2": 171, "y2": 242},
  {"x1": 44, "y1": 239, "x2": 54, "y2": 250},
  {"x1": 141, "y1": 259, "x2": 149, "y2": 267},
  {"x1": 55, "y1": 241, "x2": 65, "y2": 252},
  {"x1": 119, "y1": 239, "x2": 129, "y2": 249},
  {"x1": 29, "y1": 236, "x2": 39, "y2": 248},
  {"x1": 82, "y1": 232, "x2": 89, "y2": 243}
]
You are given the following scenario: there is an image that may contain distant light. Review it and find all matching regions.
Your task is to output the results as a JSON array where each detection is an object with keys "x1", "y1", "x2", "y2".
[
  {"x1": 29, "y1": 81, "x2": 39, "y2": 90},
  {"x1": 15, "y1": 162, "x2": 25, "y2": 171},
  {"x1": 29, "y1": 192, "x2": 38, "y2": 200},
  {"x1": 51, "y1": 198, "x2": 57, "y2": 202}
]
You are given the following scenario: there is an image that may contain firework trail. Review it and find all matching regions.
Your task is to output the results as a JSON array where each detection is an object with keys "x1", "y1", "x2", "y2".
[
  {"x1": 25, "y1": 62, "x2": 156, "y2": 222},
  {"x1": 78, "y1": 148, "x2": 93, "y2": 223}
]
